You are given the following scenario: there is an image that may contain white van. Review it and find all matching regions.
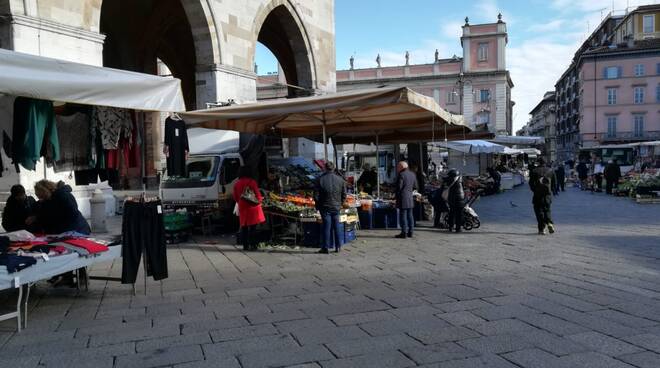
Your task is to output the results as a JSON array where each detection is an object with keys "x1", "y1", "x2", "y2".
[{"x1": 159, "y1": 153, "x2": 243, "y2": 212}]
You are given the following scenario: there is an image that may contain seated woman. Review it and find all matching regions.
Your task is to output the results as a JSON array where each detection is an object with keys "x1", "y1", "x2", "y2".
[
  {"x1": 27, "y1": 180, "x2": 91, "y2": 287},
  {"x1": 2, "y1": 185, "x2": 36, "y2": 232},
  {"x1": 27, "y1": 180, "x2": 90, "y2": 235}
]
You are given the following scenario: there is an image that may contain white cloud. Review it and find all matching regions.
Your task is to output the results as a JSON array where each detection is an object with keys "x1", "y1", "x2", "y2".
[
  {"x1": 352, "y1": 39, "x2": 455, "y2": 69},
  {"x1": 527, "y1": 19, "x2": 564, "y2": 33},
  {"x1": 441, "y1": 21, "x2": 463, "y2": 40},
  {"x1": 509, "y1": 36, "x2": 582, "y2": 131}
]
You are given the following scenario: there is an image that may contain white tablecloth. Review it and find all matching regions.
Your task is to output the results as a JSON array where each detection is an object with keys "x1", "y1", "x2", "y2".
[{"x1": 0, "y1": 245, "x2": 121, "y2": 289}]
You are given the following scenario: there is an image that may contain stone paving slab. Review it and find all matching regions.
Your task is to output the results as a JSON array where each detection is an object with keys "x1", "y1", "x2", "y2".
[{"x1": 1, "y1": 186, "x2": 660, "y2": 367}]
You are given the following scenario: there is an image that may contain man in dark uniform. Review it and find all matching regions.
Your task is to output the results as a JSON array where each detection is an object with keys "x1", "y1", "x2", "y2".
[
  {"x1": 395, "y1": 161, "x2": 417, "y2": 239},
  {"x1": 529, "y1": 158, "x2": 556, "y2": 235}
]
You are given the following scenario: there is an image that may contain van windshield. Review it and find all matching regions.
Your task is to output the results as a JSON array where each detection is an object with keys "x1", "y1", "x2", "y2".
[{"x1": 161, "y1": 156, "x2": 219, "y2": 188}]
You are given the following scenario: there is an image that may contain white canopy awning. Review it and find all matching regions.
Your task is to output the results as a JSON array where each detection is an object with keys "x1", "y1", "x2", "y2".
[
  {"x1": 434, "y1": 140, "x2": 505, "y2": 154},
  {"x1": 626, "y1": 141, "x2": 660, "y2": 147},
  {"x1": 180, "y1": 87, "x2": 469, "y2": 143},
  {"x1": 0, "y1": 48, "x2": 186, "y2": 112},
  {"x1": 491, "y1": 135, "x2": 544, "y2": 146}
]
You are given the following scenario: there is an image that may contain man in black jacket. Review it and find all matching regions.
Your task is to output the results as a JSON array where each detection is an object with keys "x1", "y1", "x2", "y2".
[
  {"x1": 603, "y1": 159, "x2": 621, "y2": 194},
  {"x1": 395, "y1": 161, "x2": 417, "y2": 239},
  {"x1": 2, "y1": 185, "x2": 36, "y2": 232},
  {"x1": 314, "y1": 161, "x2": 347, "y2": 254},
  {"x1": 529, "y1": 159, "x2": 556, "y2": 235},
  {"x1": 445, "y1": 169, "x2": 465, "y2": 232}
]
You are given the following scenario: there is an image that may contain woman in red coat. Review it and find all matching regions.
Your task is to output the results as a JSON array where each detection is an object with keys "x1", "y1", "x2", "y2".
[{"x1": 233, "y1": 166, "x2": 266, "y2": 251}]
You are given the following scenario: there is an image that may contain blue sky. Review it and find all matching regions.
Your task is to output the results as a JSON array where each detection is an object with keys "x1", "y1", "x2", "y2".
[{"x1": 256, "y1": 0, "x2": 657, "y2": 131}]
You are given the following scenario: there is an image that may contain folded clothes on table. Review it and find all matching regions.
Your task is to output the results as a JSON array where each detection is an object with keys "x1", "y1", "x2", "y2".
[
  {"x1": 61, "y1": 239, "x2": 109, "y2": 254},
  {"x1": 0, "y1": 254, "x2": 37, "y2": 273}
]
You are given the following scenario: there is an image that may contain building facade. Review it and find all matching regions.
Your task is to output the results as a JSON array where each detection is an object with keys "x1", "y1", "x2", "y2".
[
  {"x1": 258, "y1": 15, "x2": 515, "y2": 135},
  {"x1": 555, "y1": 5, "x2": 660, "y2": 162},
  {"x1": 0, "y1": 0, "x2": 336, "y2": 188},
  {"x1": 521, "y1": 91, "x2": 556, "y2": 161}
]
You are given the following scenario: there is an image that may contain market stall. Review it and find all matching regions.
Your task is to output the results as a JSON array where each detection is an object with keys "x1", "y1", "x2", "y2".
[
  {"x1": 180, "y1": 87, "x2": 471, "y2": 238},
  {"x1": 0, "y1": 231, "x2": 121, "y2": 331},
  {"x1": 181, "y1": 87, "x2": 472, "y2": 199},
  {"x1": 0, "y1": 48, "x2": 185, "y2": 330}
]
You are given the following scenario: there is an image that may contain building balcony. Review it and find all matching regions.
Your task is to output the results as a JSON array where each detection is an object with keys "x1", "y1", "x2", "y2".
[{"x1": 600, "y1": 131, "x2": 660, "y2": 143}]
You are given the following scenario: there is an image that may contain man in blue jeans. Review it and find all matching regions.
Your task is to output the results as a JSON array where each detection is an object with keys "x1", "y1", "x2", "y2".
[
  {"x1": 395, "y1": 161, "x2": 418, "y2": 239},
  {"x1": 314, "y1": 161, "x2": 347, "y2": 254}
]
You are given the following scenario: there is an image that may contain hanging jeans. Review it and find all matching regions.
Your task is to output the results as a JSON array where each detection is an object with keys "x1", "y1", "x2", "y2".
[
  {"x1": 121, "y1": 201, "x2": 168, "y2": 284},
  {"x1": 399, "y1": 208, "x2": 414, "y2": 236},
  {"x1": 320, "y1": 209, "x2": 341, "y2": 250}
]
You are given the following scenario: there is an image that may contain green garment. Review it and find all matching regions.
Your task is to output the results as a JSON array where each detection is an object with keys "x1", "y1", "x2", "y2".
[{"x1": 19, "y1": 99, "x2": 59, "y2": 171}]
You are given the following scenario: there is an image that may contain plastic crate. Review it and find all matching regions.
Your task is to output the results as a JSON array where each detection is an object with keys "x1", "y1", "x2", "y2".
[
  {"x1": 358, "y1": 210, "x2": 373, "y2": 229},
  {"x1": 384, "y1": 208, "x2": 399, "y2": 229},
  {"x1": 344, "y1": 229, "x2": 357, "y2": 243}
]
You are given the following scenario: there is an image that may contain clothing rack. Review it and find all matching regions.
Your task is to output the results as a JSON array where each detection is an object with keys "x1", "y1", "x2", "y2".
[
  {"x1": 125, "y1": 193, "x2": 159, "y2": 295},
  {"x1": 88, "y1": 193, "x2": 161, "y2": 295}
]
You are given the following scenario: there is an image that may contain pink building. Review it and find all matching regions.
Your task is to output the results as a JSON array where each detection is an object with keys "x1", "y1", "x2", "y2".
[
  {"x1": 258, "y1": 15, "x2": 514, "y2": 135},
  {"x1": 556, "y1": 5, "x2": 660, "y2": 161}
]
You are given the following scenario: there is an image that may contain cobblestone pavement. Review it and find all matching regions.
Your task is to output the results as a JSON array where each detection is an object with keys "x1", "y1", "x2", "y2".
[{"x1": 1, "y1": 185, "x2": 660, "y2": 368}]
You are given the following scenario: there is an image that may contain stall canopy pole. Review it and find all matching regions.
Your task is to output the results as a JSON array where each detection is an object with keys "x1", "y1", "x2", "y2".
[
  {"x1": 322, "y1": 109, "x2": 328, "y2": 162},
  {"x1": 376, "y1": 132, "x2": 380, "y2": 199}
]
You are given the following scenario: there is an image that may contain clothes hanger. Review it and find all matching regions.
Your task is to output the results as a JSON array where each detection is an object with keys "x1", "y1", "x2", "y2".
[{"x1": 170, "y1": 112, "x2": 182, "y2": 121}]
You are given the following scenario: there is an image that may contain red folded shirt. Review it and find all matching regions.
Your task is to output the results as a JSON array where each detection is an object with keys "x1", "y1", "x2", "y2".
[{"x1": 62, "y1": 239, "x2": 109, "y2": 254}]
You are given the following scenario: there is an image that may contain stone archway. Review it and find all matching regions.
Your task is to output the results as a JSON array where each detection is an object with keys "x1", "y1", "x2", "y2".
[
  {"x1": 99, "y1": 0, "x2": 220, "y2": 109},
  {"x1": 252, "y1": 0, "x2": 316, "y2": 96}
]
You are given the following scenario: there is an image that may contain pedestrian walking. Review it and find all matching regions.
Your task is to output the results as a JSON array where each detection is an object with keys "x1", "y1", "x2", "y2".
[
  {"x1": 555, "y1": 163, "x2": 565, "y2": 192},
  {"x1": 576, "y1": 160, "x2": 589, "y2": 190},
  {"x1": 395, "y1": 161, "x2": 417, "y2": 239},
  {"x1": 233, "y1": 166, "x2": 266, "y2": 251},
  {"x1": 529, "y1": 158, "x2": 555, "y2": 235},
  {"x1": 314, "y1": 161, "x2": 347, "y2": 254},
  {"x1": 603, "y1": 159, "x2": 622, "y2": 195},
  {"x1": 444, "y1": 169, "x2": 465, "y2": 233}
]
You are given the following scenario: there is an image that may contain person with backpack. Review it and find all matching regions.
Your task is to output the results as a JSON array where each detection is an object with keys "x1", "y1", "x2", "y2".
[
  {"x1": 443, "y1": 169, "x2": 465, "y2": 233},
  {"x1": 233, "y1": 166, "x2": 265, "y2": 251},
  {"x1": 529, "y1": 158, "x2": 556, "y2": 235}
]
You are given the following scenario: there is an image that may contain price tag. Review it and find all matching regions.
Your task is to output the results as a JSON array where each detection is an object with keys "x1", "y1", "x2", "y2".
[
  {"x1": 157, "y1": 205, "x2": 162, "y2": 214},
  {"x1": 14, "y1": 277, "x2": 20, "y2": 288},
  {"x1": 175, "y1": 128, "x2": 179, "y2": 137}
]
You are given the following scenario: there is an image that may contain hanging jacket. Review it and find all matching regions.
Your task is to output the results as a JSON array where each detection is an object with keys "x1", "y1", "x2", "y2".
[{"x1": 12, "y1": 97, "x2": 60, "y2": 171}]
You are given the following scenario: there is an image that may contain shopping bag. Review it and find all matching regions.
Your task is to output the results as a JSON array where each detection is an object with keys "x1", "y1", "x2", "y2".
[
  {"x1": 241, "y1": 186, "x2": 259, "y2": 205},
  {"x1": 233, "y1": 202, "x2": 239, "y2": 216}
]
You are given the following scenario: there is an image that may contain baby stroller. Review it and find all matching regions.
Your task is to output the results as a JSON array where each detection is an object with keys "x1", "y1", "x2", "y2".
[{"x1": 442, "y1": 190, "x2": 481, "y2": 231}]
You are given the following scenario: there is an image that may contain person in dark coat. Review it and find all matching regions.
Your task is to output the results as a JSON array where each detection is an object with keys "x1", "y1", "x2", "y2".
[
  {"x1": 555, "y1": 162, "x2": 566, "y2": 192},
  {"x1": 356, "y1": 164, "x2": 377, "y2": 195},
  {"x1": 576, "y1": 161, "x2": 589, "y2": 190},
  {"x1": 444, "y1": 169, "x2": 465, "y2": 232},
  {"x1": 2, "y1": 185, "x2": 36, "y2": 232},
  {"x1": 395, "y1": 161, "x2": 417, "y2": 239},
  {"x1": 27, "y1": 180, "x2": 90, "y2": 235},
  {"x1": 429, "y1": 186, "x2": 449, "y2": 228},
  {"x1": 486, "y1": 167, "x2": 501, "y2": 195},
  {"x1": 529, "y1": 158, "x2": 555, "y2": 235},
  {"x1": 314, "y1": 161, "x2": 347, "y2": 254},
  {"x1": 603, "y1": 159, "x2": 622, "y2": 195}
]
